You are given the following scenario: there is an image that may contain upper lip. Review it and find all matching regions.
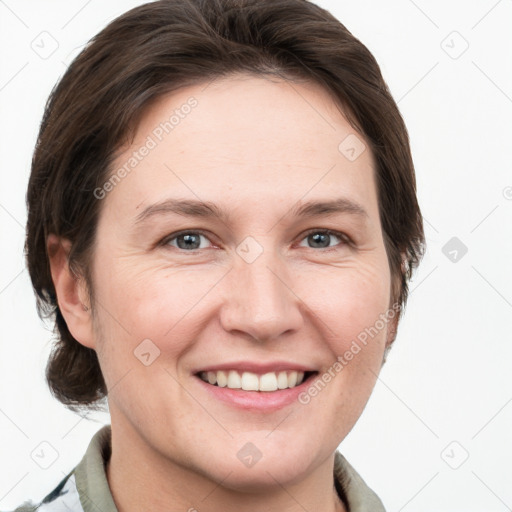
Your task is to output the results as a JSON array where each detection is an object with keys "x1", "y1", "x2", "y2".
[{"x1": 193, "y1": 361, "x2": 317, "y2": 375}]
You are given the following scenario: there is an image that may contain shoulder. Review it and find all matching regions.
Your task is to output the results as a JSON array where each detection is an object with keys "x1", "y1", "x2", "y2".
[{"x1": 12, "y1": 471, "x2": 84, "y2": 512}]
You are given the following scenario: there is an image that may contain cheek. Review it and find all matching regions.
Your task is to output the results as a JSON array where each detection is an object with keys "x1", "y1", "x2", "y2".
[
  {"x1": 297, "y1": 267, "x2": 391, "y2": 429},
  {"x1": 304, "y1": 259, "x2": 392, "y2": 347},
  {"x1": 93, "y1": 259, "x2": 226, "y2": 358}
]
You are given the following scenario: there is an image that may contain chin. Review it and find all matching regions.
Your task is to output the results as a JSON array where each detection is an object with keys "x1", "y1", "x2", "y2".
[
  {"x1": 212, "y1": 458, "x2": 314, "y2": 493},
  {"x1": 192, "y1": 438, "x2": 321, "y2": 492}
]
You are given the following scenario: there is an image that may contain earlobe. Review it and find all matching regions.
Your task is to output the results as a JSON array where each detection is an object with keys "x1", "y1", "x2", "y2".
[{"x1": 47, "y1": 234, "x2": 96, "y2": 349}]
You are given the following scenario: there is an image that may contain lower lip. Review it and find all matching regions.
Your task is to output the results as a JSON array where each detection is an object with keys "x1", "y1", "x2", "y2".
[{"x1": 194, "y1": 374, "x2": 316, "y2": 412}]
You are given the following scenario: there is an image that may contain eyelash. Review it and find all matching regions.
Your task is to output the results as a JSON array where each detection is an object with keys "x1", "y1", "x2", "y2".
[{"x1": 159, "y1": 228, "x2": 353, "y2": 252}]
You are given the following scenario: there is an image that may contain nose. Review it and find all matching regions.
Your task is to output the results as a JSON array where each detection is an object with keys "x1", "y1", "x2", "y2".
[{"x1": 219, "y1": 247, "x2": 304, "y2": 343}]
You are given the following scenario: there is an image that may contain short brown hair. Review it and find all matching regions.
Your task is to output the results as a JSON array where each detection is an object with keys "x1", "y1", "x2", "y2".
[{"x1": 25, "y1": 0, "x2": 425, "y2": 412}]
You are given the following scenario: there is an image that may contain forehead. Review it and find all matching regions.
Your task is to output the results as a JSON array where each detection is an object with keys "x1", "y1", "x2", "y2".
[{"x1": 104, "y1": 74, "x2": 378, "y2": 221}]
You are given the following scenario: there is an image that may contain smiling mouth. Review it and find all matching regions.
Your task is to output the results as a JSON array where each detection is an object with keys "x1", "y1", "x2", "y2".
[{"x1": 196, "y1": 370, "x2": 318, "y2": 392}]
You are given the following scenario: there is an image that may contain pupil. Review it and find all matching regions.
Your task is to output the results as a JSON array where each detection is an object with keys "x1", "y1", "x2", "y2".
[
  {"x1": 310, "y1": 233, "x2": 329, "y2": 248},
  {"x1": 178, "y1": 234, "x2": 200, "y2": 250}
]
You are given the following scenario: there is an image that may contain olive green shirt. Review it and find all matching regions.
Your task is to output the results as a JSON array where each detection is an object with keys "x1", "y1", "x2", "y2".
[{"x1": 14, "y1": 425, "x2": 386, "y2": 512}]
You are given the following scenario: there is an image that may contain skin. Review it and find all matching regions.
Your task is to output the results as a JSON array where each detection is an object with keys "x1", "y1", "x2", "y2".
[{"x1": 49, "y1": 73, "x2": 401, "y2": 512}]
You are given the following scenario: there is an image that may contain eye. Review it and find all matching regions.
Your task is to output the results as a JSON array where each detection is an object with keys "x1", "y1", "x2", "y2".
[
  {"x1": 159, "y1": 228, "x2": 351, "y2": 253},
  {"x1": 298, "y1": 229, "x2": 350, "y2": 250},
  {"x1": 161, "y1": 230, "x2": 214, "y2": 251}
]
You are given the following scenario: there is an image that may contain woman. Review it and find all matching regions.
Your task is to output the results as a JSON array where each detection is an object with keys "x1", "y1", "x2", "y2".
[{"x1": 18, "y1": 0, "x2": 425, "y2": 510}]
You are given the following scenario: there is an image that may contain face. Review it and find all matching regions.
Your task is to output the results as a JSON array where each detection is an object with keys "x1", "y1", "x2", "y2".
[{"x1": 84, "y1": 74, "x2": 397, "y2": 489}]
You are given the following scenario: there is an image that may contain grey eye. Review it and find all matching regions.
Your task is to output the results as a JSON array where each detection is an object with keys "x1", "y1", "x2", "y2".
[
  {"x1": 299, "y1": 230, "x2": 345, "y2": 249},
  {"x1": 165, "y1": 232, "x2": 210, "y2": 251}
]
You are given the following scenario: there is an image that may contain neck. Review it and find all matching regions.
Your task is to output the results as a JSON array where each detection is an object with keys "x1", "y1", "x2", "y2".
[{"x1": 105, "y1": 419, "x2": 347, "y2": 512}]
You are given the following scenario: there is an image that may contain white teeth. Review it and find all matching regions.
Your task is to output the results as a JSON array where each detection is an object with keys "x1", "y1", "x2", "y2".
[
  {"x1": 199, "y1": 369, "x2": 309, "y2": 391},
  {"x1": 217, "y1": 370, "x2": 228, "y2": 387},
  {"x1": 259, "y1": 372, "x2": 278, "y2": 391},
  {"x1": 277, "y1": 371, "x2": 288, "y2": 389},
  {"x1": 241, "y1": 372, "x2": 259, "y2": 391},
  {"x1": 227, "y1": 370, "x2": 242, "y2": 389}
]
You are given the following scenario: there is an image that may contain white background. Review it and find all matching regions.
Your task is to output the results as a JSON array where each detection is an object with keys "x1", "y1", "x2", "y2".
[{"x1": 1, "y1": 0, "x2": 511, "y2": 510}]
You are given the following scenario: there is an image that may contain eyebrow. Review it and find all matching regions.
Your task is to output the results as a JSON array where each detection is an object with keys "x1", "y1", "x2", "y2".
[{"x1": 134, "y1": 197, "x2": 368, "y2": 225}]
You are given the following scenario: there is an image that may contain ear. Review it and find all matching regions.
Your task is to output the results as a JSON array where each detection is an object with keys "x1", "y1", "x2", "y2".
[
  {"x1": 47, "y1": 233, "x2": 96, "y2": 349},
  {"x1": 381, "y1": 310, "x2": 399, "y2": 366},
  {"x1": 384, "y1": 252, "x2": 406, "y2": 353},
  {"x1": 385, "y1": 305, "x2": 400, "y2": 349}
]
